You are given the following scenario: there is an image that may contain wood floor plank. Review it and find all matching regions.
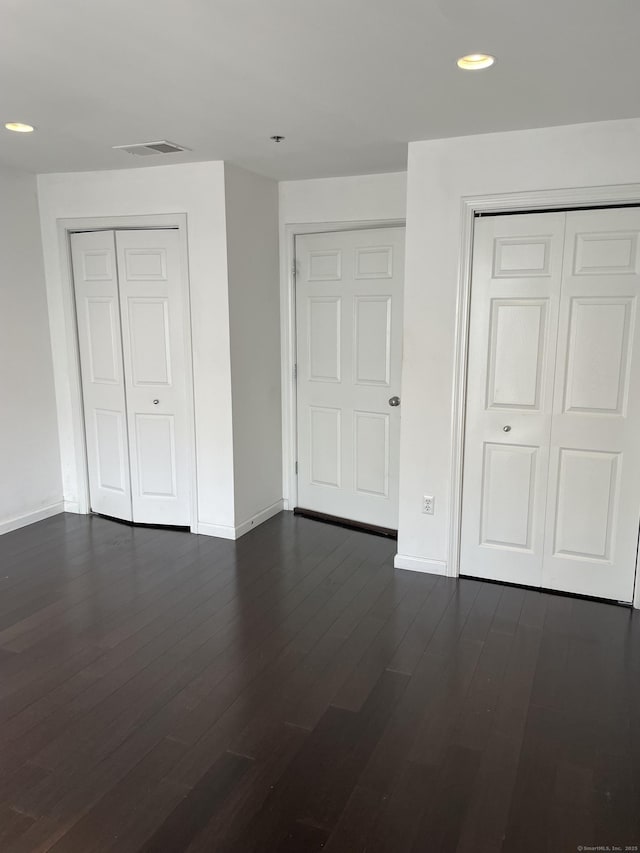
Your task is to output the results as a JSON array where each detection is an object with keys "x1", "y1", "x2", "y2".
[
  {"x1": 366, "y1": 760, "x2": 436, "y2": 853},
  {"x1": 184, "y1": 724, "x2": 309, "y2": 853},
  {"x1": 221, "y1": 669, "x2": 409, "y2": 853},
  {"x1": 45, "y1": 738, "x2": 189, "y2": 853},
  {"x1": 453, "y1": 598, "x2": 547, "y2": 852},
  {"x1": 329, "y1": 572, "x2": 438, "y2": 712},
  {"x1": 321, "y1": 783, "x2": 384, "y2": 852},
  {"x1": 227, "y1": 540, "x2": 398, "y2": 757},
  {"x1": 135, "y1": 752, "x2": 252, "y2": 853},
  {"x1": 0, "y1": 804, "x2": 35, "y2": 847}
]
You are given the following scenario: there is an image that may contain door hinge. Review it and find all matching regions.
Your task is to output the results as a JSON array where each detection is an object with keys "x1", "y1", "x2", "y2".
[
  {"x1": 292, "y1": 260, "x2": 297, "y2": 278},
  {"x1": 295, "y1": 461, "x2": 298, "y2": 475},
  {"x1": 293, "y1": 363, "x2": 298, "y2": 381}
]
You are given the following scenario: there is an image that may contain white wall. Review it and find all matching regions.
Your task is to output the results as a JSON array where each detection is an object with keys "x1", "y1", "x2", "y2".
[
  {"x1": 37, "y1": 162, "x2": 236, "y2": 532},
  {"x1": 0, "y1": 165, "x2": 62, "y2": 533},
  {"x1": 279, "y1": 172, "x2": 407, "y2": 226},
  {"x1": 225, "y1": 164, "x2": 282, "y2": 530},
  {"x1": 279, "y1": 171, "x2": 407, "y2": 506},
  {"x1": 398, "y1": 117, "x2": 640, "y2": 573}
]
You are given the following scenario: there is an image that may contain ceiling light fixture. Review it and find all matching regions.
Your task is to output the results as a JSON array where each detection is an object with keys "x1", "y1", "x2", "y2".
[
  {"x1": 457, "y1": 54, "x2": 495, "y2": 70},
  {"x1": 4, "y1": 122, "x2": 35, "y2": 133}
]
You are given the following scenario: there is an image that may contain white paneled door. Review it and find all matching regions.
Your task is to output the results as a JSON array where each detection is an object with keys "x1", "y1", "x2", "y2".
[
  {"x1": 72, "y1": 231, "x2": 132, "y2": 521},
  {"x1": 72, "y1": 229, "x2": 191, "y2": 526},
  {"x1": 295, "y1": 227, "x2": 404, "y2": 530},
  {"x1": 543, "y1": 209, "x2": 640, "y2": 600},
  {"x1": 461, "y1": 209, "x2": 640, "y2": 602}
]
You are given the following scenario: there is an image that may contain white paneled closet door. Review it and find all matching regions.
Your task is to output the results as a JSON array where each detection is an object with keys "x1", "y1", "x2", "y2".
[
  {"x1": 461, "y1": 208, "x2": 640, "y2": 602},
  {"x1": 115, "y1": 230, "x2": 190, "y2": 526},
  {"x1": 73, "y1": 229, "x2": 191, "y2": 527},
  {"x1": 460, "y1": 213, "x2": 566, "y2": 587},
  {"x1": 72, "y1": 231, "x2": 132, "y2": 520},
  {"x1": 542, "y1": 209, "x2": 640, "y2": 601},
  {"x1": 295, "y1": 227, "x2": 404, "y2": 530}
]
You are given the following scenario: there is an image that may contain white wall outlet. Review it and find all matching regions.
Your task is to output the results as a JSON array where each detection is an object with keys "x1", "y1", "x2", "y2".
[{"x1": 423, "y1": 495, "x2": 434, "y2": 515}]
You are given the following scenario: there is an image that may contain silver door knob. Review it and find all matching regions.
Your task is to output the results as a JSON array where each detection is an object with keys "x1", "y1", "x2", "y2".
[
  {"x1": 503, "y1": 425, "x2": 511, "y2": 432},
  {"x1": 153, "y1": 399, "x2": 160, "y2": 405},
  {"x1": 388, "y1": 396, "x2": 401, "y2": 407}
]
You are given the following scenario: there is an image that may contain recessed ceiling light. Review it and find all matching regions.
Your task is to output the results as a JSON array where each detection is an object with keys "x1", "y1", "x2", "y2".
[
  {"x1": 5, "y1": 122, "x2": 35, "y2": 133},
  {"x1": 457, "y1": 54, "x2": 495, "y2": 71}
]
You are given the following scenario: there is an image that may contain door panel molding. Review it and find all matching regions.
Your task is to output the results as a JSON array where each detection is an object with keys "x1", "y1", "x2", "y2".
[
  {"x1": 486, "y1": 298, "x2": 548, "y2": 411},
  {"x1": 562, "y1": 296, "x2": 634, "y2": 415},
  {"x1": 479, "y1": 442, "x2": 538, "y2": 552},
  {"x1": 552, "y1": 447, "x2": 620, "y2": 562}
]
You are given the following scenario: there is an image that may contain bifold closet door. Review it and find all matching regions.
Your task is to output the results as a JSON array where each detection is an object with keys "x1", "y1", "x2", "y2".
[
  {"x1": 542, "y1": 208, "x2": 640, "y2": 601},
  {"x1": 461, "y1": 208, "x2": 640, "y2": 602},
  {"x1": 115, "y1": 230, "x2": 190, "y2": 526},
  {"x1": 460, "y1": 213, "x2": 565, "y2": 587},
  {"x1": 72, "y1": 231, "x2": 132, "y2": 520},
  {"x1": 72, "y1": 229, "x2": 191, "y2": 526}
]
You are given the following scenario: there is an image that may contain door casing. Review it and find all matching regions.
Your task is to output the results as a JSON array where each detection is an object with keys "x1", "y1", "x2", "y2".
[
  {"x1": 56, "y1": 214, "x2": 197, "y2": 531},
  {"x1": 280, "y1": 219, "x2": 405, "y2": 515},
  {"x1": 451, "y1": 185, "x2": 640, "y2": 609}
]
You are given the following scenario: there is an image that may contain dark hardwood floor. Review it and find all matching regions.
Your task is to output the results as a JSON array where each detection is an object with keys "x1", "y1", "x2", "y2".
[{"x1": 0, "y1": 512, "x2": 638, "y2": 852}]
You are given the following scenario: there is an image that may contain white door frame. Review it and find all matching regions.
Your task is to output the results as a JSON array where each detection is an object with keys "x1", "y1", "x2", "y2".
[
  {"x1": 280, "y1": 219, "x2": 406, "y2": 512},
  {"x1": 55, "y1": 213, "x2": 198, "y2": 531},
  {"x1": 450, "y1": 183, "x2": 640, "y2": 609}
]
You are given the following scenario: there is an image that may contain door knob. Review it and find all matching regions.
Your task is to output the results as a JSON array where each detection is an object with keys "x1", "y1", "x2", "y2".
[
  {"x1": 388, "y1": 396, "x2": 401, "y2": 407},
  {"x1": 503, "y1": 425, "x2": 511, "y2": 432},
  {"x1": 153, "y1": 399, "x2": 160, "y2": 405}
]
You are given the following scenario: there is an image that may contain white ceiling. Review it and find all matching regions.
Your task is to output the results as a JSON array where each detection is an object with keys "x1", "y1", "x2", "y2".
[{"x1": 2, "y1": 0, "x2": 639, "y2": 180}]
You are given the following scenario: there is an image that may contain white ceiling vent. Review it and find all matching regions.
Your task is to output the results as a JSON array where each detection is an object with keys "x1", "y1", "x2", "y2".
[{"x1": 112, "y1": 140, "x2": 190, "y2": 156}]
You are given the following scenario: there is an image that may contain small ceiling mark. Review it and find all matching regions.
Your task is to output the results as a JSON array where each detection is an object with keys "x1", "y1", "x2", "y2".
[{"x1": 270, "y1": 135, "x2": 285, "y2": 143}]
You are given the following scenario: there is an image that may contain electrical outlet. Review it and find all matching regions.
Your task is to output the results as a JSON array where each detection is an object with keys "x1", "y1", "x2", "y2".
[{"x1": 423, "y1": 495, "x2": 434, "y2": 515}]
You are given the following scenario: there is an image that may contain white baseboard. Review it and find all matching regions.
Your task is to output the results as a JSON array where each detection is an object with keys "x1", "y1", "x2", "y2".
[
  {"x1": 234, "y1": 500, "x2": 284, "y2": 538},
  {"x1": 196, "y1": 500, "x2": 285, "y2": 541},
  {"x1": 0, "y1": 501, "x2": 65, "y2": 536},
  {"x1": 394, "y1": 553, "x2": 449, "y2": 576},
  {"x1": 194, "y1": 520, "x2": 237, "y2": 539},
  {"x1": 63, "y1": 500, "x2": 84, "y2": 514}
]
